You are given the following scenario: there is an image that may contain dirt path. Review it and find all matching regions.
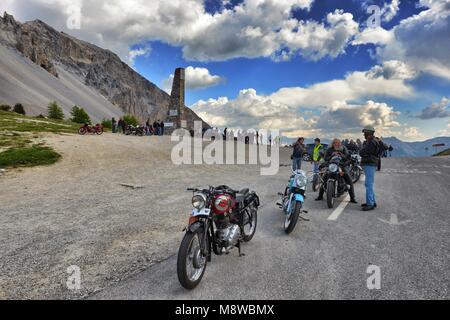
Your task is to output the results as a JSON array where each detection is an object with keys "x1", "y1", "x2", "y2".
[{"x1": 0, "y1": 133, "x2": 289, "y2": 299}]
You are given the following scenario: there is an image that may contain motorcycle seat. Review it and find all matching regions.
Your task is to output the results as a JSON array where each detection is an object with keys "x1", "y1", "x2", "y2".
[{"x1": 239, "y1": 188, "x2": 250, "y2": 195}]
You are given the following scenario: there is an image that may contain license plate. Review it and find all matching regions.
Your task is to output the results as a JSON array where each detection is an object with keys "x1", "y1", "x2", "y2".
[{"x1": 192, "y1": 208, "x2": 211, "y2": 217}]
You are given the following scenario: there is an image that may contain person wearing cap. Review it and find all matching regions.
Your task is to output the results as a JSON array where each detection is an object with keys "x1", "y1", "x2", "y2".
[{"x1": 360, "y1": 126, "x2": 380, "y2": 211}]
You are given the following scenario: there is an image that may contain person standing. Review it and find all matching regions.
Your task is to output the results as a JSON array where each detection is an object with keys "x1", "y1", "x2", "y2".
[
  {"x1": 312, "y1": 138, "x2": 324, "y2": 174},
  {"x1": 160, "y1": 120, "x2": 165, "y2": 136},
  {"x1": 153, "y1": 120, "x2": 159, "y2": 136},
  {"x1": 360, "y1": 126, "x2": 380, "y2": 211},
  {"x1": 117, "y1": 118, "x2": 124, "y2": 134},
  {"x1": 112, "y1": 117, "x2": 117, "y2": 133},
  {"x1": 292, "y1": 137, "x2": 305, "y2": 171}
]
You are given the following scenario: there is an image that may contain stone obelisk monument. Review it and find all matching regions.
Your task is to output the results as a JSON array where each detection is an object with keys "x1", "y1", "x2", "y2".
[{"x1": 168, "y1": 68, "x2": 185, "y2": 129}]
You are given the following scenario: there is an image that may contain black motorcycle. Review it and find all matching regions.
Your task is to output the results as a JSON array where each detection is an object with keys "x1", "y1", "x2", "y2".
[
  {"x1": 349, "y1": 152, "x2": 363, "y2": 183},
  {"x1": 319, "y1": 156, "x2": 351, "y2": 208},
  {"x1": 177, "y1": 185, "x2": 260, "y2": 289},
  {"x1": 125, "y1": 125, "x2": 145, "y2": 136}
]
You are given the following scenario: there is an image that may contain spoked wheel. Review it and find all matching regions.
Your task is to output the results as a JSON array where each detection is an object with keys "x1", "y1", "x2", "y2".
[
  {"x1": 242, "y1": 206, "x2": 257, "y2": 242},
  {"x1": 284, "y1": 200, "x2": 301, "y2": 234},
  {"x1": 78, "y1": 128, "x2": 87, "y2": 135},
  {"x1": 312, "y1": 174, "x2": 320, "y2": 192},
  {"x1": 351, "y1": 167, "x2": 361, "y2": 183},
  {"x1": 177, "y1": 229, "x2": 207, "y2": 290},
  {"x1": 96, "y1": 128, "x2": 103, "y2": 135},
  {"x1": 327, "y1": 180, "x2": 335, "y2": 209}
]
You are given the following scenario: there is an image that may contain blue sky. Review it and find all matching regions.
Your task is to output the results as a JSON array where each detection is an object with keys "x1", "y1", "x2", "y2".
[{"x1": 2, "y1": 0, "x2": 449, "y2": 140}]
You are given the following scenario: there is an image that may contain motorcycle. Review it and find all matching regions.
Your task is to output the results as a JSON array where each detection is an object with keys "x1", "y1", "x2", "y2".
[
  {"x1": 78, "y1": 123, "x2": 103, "y2": 135},
  {"x1": 177, "y1": 185, "x2": 260, "y2": 289},
  {"x1": 349, "y1": 152, "x2": 363, "y2": 183},
  {"x1": 277, "y1": 169, "x2": 309, "y2": 234},
  {"x1": 319, "y1": 156, "x2": 350, "y2": 209},
  {"x1": 125, "y1": 125, "x2": 145, "y2": 136}
]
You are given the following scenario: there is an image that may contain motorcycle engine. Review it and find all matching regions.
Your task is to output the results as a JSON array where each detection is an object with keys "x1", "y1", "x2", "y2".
[{"x1": 216, "y1": 224, "x2": 241, "y2": 250}]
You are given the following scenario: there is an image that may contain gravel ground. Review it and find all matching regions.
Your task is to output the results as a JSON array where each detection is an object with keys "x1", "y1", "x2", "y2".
[{"x1": 0, "y1": 133, "x2": 289, "y2": 299}]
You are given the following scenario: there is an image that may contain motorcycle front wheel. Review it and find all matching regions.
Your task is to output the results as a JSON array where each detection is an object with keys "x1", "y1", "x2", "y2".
[
  {"x1": 327, "y1": 180, "x2": 335, "y2": 209},
  {"x1": 78, "y1": 128, "x2": 86, "y2": 135},
  {"x1": 284, "y1": 200, "x2": 301, "y2": 234},
  {"x1": 177, "y1": 228, "x2": 208, "y2": 290}
]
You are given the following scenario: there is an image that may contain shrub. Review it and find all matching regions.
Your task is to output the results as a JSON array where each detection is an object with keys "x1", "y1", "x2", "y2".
[
  {"x1": 71, "y1": 106, "x2": 91, "y2": 124},
  {"x1": 47, "y1": 101, "x2": 65, "y2": 120},
  {"x1": 0, "y1": 104, "x2": 11, "y2": 112},
  {"x1": 0, "y1": 145, "x2": 61, "y2": 168},
  {"x1": 124, "y1": 114, "x2": 139, "y2": 127},
  {"x1": 101, "y1": 119, "x2": 112, "y2": 129},
  {"x1": 13, "y1": 103, "x2": 26, "y2": 115}
]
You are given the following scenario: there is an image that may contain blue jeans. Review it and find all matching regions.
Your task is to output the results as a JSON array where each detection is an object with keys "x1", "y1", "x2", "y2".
[
  {"x1": 292, "y1": 157, "x2": 302, "y2": 171},
  {"x1": 364, "y1": 165, "x2": 376, "y2": 206},
  {"x1": 313, "y1": 161, "x2": 320, "y2": 173}
]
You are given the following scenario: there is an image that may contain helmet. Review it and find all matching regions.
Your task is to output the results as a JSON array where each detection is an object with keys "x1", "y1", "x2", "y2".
[{"x1": 362, "y1": 125, "x2": 375, "y2": 133}]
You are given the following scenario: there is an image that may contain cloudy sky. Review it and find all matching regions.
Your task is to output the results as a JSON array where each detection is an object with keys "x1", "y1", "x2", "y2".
[{"x1": 2, "y1": 0, "x2": 449, "y2": 141}]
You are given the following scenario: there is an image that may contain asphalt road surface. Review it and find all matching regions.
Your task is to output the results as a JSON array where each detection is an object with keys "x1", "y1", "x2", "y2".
[{"x1": 93, "y1": 157, "x2": 450, "y2": 300}]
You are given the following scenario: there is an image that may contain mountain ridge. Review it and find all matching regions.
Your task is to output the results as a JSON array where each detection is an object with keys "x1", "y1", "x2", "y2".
[{"x1": 0, "y1": 12, "x2": 206, "y2": 127}]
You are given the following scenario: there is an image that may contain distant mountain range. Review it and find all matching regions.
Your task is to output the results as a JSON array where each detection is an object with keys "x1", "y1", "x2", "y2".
[
  {"x1": 382, "y1": 136, "x2": 450, "y2": 157},
  {"x1": 281, "y1": 136, "x2": 450, "y2": 158}
]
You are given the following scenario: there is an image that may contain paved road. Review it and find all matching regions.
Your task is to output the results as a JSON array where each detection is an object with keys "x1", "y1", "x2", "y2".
[{"x1": 93, "y1": 157, "x2": 450, "y2": 300}]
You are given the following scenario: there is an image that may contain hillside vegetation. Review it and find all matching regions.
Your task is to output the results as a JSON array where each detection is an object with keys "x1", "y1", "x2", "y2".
[
  {"x1": 0, "y1": 110, "x2": 79, "y2": 168},
  {"x1": 434, "y1": 148, "x2": 450, "y2": 157}
]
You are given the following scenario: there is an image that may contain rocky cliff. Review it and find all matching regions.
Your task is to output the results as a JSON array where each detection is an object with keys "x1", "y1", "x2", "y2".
[{"x1": 0, "y1": 12, "x2": 207, "y2": 127}]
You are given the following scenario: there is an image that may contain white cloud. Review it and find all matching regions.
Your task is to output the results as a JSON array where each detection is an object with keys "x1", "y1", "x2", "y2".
[
  {"x1": 0, "y1": 0, "x2": 365, "y2": 63},
  {"x1": 191, "y1": 88, "x2": 402, "y2": 139},
  {"x1": 191, "y1": 88, "x2": 312, "y2": 131},
  {"x1": 163, "y1": 66, "x2": 224, "y2": 92},
  {"x1": 376, "y1": 0, "x2": 450, "y2": 80},
  {"x1": 438, "y1": 122, "x2": 450, "y2": 136},
  {"x1": 417, "y1": 97, "x2": 450, "y2": 119},
  {"x1": 127, "y1": 46, "x2": 151, "y2": 67},
  {"x1": 382, "y1": 0, "x2": 401, "y2": 22},
  {"x1": 352, "y1": 26, "x2": 394, "y2": 46},
  {"x1": 315, "y1": 100, "x2": 400, "y2": 132},
  {"x1": 269, "y1": 61, "x2": 415, "y2": 108}
]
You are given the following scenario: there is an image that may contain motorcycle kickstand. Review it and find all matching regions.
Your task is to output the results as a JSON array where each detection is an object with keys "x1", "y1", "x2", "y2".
[{"x1": 237, "y1": 241, "x2": 245, "y2": 257}]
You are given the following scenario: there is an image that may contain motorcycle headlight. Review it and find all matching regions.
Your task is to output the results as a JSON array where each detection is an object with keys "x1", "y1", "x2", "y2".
[
  {"x1": 192, "y1": 194, "x2": 206, "y2": 210},
  {"x1": 295, "y1": 172, "x2": 308, "y2": 188},
  {"x1": 329, "y1": 163, "x2": 338, "y2": 173}
]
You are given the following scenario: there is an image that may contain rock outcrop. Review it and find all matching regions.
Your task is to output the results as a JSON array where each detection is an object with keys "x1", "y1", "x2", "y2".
[{"x1": 0, "y1": 12, "x2": 208, "y2": 128}]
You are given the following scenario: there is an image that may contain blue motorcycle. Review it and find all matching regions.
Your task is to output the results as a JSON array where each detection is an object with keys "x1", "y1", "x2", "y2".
[{"x1": 277, "y1": 169, "x2": 310, "y2": 234}]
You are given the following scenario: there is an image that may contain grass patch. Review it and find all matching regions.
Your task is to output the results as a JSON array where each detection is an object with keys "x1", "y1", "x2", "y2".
[
  {"x1": 0, "y1": 145, "x2": 61, "y2": 168},
  {"x1": 0, "y1": 111, "x2": 78, "y2": 169},
  {"x1": 434, "y1": 148, "x2": 450, "y2": 157}
]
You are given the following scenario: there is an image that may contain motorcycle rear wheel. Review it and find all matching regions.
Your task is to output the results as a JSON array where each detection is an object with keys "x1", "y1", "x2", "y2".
[
  {"x1": 351, "y1": 167, "x2": 361, "y2": 183},
  {"x1": 242, "y1": 207, "x2": 257, "y2": 242},
  {"x1": 312, "y1": 174, "x2": 320, "y2": 192},
  {"x1": 327, "y1": 180, "x2": 335, "y2": 209},
  {"x1": 284, "y1": 200, "x2": 301, "y2": 234},
  {"x1": 177, "y1": 228, "x2": 208, "y2": 290}
]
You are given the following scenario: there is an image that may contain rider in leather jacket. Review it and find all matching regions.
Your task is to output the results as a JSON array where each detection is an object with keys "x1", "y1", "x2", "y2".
[{"x1": 315, "y1": 139, "x2": 357, "y2": 203}]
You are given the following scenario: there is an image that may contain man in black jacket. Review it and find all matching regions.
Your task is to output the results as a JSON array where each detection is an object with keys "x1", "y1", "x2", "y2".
[
  {"x1": 360, "y1": 126, "x2": 380, "y2": 211},
  {"x1": 315, "y1": 138, "x2": 357, "y2": 204}
]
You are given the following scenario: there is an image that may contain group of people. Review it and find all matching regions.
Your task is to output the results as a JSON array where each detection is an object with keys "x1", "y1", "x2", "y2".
[
  {"x1": 111, "y1": 117, "x2": 165, "y2": 136},
  {"x1": 292, "y1": 126, "x2": 382, "y2": 212}
]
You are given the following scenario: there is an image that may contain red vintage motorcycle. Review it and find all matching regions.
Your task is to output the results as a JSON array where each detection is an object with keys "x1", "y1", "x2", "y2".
[
  {"x1": 78, "y1": 123, "x2": 103, "y2": 135},
  {"x1": 177, "y1": 185, "x2": 260, "y2": 289}
]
